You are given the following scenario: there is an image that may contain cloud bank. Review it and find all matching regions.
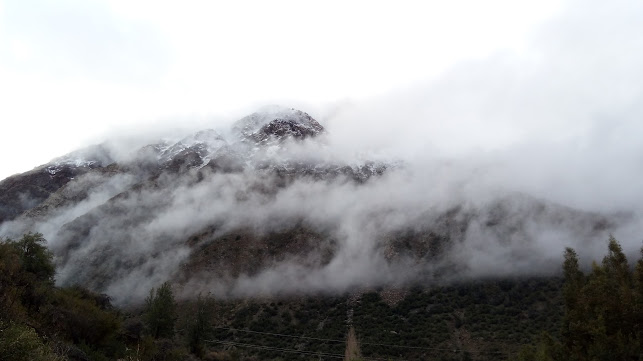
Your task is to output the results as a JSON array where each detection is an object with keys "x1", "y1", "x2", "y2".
[{"x1": 1, "y1": 0, "x2": 643, "y2": 305}]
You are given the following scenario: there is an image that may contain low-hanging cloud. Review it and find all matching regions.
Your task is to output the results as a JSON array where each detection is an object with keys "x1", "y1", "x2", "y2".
[{"x1": 2, "y1": 0, "x2": 643, "y2": 305}]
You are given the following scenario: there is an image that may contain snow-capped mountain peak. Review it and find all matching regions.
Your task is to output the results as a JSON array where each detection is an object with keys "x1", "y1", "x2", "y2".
[
  {"x1": 232, "y1": 106, "x2": 324, "y2": 143},
  {"x1": 157, "y1": 129, "x2": 228, "y2": 164}
]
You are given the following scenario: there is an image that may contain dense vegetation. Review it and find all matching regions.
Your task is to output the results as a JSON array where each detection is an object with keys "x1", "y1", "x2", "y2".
[
  {"x1": 1, "y1": 233, "x2": 641, "y2": 360},
  {"x1": 517, "y1": 237, "x2": 643, "y2": 361},
  {"x1": 198, "y1": 277, "x2": 562, "y2": 361},
  {"x1": 0, "y1": 233, "x2": 192, "y2": 361}
]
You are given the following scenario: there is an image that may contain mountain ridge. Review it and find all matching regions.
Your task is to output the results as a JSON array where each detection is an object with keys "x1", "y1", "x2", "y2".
[{"x1": 0, "y1": 107, "x2": 619, "y2": 305}]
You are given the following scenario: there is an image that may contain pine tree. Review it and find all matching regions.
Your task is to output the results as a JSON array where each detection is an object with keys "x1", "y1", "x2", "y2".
[
  {"x1": 188, "y1": 293, "x2": 215, "y2": 357},
  {"x1": 633, "y1": 247, "x2": 643, "y2": 356},
  {"x1": 561, "y1": 247, "x2": 588, "y2": 360},
  {"x1": 560, "y1": 237, "x2": 641, "y2": 361},
  {"x1": 144, "y1": 282, "x2": 177, "y2": 339},
  {"x1": 598, "y1": 237, "x2": 636, "y2": 356}
]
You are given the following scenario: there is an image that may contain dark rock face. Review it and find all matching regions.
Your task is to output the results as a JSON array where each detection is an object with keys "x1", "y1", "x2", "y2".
[
  {"x1": 0, "y1": 108, "x2": 341, "y2": 227},
  {"x1": 253, "y1": 116, "x2": 324, "y2": 142},
  {"x1": 0, "y1": 107, "x2": 387, "y2": 280},
  {"x1": 181, "y1": 224, "x2": 337, "y2": 281},
  {"x1": 0, "y1": 144, "x2": 115, "y2": 224},
  {"x1": 0, "y1": 166, "x2": 92, "y2": 224},
  {"x1": 233, "y1": 107, "x2": 324, "y2": 142},
  {"x1": 264, "y1": 161, "x2": 388, "y2": 184},
  {"x1": 163, "y1": 146, "x2": 209, "y2": 173}
]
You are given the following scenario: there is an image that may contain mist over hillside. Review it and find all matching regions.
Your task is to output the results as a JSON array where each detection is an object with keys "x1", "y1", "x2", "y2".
[
  {"x1": 2, "y1": 0, "x2": 643, "y2": 307},
  {"x1": 0, "y1": 104, "x2": 639, "y2": 306}
]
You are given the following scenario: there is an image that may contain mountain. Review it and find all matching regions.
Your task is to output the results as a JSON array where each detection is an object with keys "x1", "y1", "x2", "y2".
[
  {"x1": 0, "y1": 145, "x2": 113, "y2": 225},
  {"x1": 0, "y1": 107, "x2": 617, "y2": 305}
]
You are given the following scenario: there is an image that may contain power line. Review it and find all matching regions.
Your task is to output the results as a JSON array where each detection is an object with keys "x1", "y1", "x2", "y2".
[
  {"x1": 205, "y1": 339, "x2": 408, "y2": 361},
  {"x1": 213, "y1": 326, "x2": 344, "y2": 344},
  {"x1": 205, "y1": 339, "x2": 345, "y2": 359},
  {"x1": 212, "y1": 326, "x2": 507, "y2": 355}
]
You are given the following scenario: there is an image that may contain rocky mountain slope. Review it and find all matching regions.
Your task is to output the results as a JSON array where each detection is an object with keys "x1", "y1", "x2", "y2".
[{"x1": 0, "y1": 107, "x2": 618, "y2": 305}]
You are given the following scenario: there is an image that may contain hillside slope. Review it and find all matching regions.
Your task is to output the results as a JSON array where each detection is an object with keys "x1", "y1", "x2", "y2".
[{"x1": 0, "y1": 107, "x2": 620, "y2": 305}]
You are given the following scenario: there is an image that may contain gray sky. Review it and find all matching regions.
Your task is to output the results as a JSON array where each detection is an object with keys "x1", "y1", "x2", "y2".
[
  {"x1": 0, "y1": 0, "x2": 566, "y2": 179},
  {"x1": 3, "y1": 0, "x2": 643, "y2": 301}
]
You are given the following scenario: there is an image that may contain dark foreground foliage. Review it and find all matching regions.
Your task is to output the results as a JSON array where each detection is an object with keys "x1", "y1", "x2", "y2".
[
  {"x1": 518, "y1": 236, "x2": 643, "y2": 361},
  {"x1": 0, "y1": 233, "x2": 192, "y2": 361},
  {"x1": 1, "y1": 233, "x2": 641, "y2": 361},
  {"x1": 197, "y1": 277, "x2": 562, "y2": 361}
]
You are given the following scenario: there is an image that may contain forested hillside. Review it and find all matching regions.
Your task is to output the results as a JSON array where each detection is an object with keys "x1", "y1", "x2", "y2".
[{"x1": 1, "y1": 233, "x2": 641, "y2": 361}]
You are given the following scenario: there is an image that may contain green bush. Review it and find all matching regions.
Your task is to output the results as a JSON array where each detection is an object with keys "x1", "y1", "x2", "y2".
[
  {"x1": 43, "y1": 287, "x2": 121, "y2": 347},
  {"x1": 0, "y1": 322, "x2": 60, "y2": 361}
]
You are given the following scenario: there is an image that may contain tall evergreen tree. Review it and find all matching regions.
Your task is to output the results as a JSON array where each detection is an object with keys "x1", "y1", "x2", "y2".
[
  {"x1": 598, "y1": 237, "x2": 636, "y2": 356},
  {"x1": 144, "y1": 282, "x2": 177, "y2": 339},
  {"x1": 187, "y1": 293, "x2": 215, "y2": 357},
  {"x1": 560, "y1": 237, "x2": 641, "y2": 361},
  {"x1": 633, "y1": 247, "x2": 643, "y2": 355},
  {"x1": 561, "y1": 247, "x2": 588, "y2": 360}
]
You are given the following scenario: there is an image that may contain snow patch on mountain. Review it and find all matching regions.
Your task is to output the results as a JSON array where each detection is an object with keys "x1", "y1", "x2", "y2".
[
  {"x1": 40, "y1": 107, "x2": 392, "y2": 182},
  {"x1": 232, "y1": 106, "x2": 324, "y2": 142},
  {"x1": 46, "y1": 145, "x2": 114, "y2": 175},
  {"x1": 158, "y1": 129, "x2": 228, "y2": 165}
]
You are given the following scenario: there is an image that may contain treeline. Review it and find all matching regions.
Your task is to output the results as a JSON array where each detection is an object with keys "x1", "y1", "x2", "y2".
[
  {"x1": 0, "y1": 233, "x2": 214, "y2": 361},
  {"x1": 2, "y1": 232, "x2": 642, "y2": 361},
  {"x1": 519, "y1": 236, "x2": 643, "y2": 361}
]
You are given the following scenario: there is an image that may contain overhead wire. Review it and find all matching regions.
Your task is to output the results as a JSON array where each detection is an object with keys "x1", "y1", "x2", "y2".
[
  {"x1": 205, "y1": 339, "x2": 409, "y2": 361},
  {"x1": 204, "y1": 339, "x2": 346, "y2": 359},
  {"x1": 211, "y1": 326, "x2": 507, "y2": 355}
]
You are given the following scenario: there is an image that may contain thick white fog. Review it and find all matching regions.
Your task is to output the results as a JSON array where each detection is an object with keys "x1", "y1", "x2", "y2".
[{"x1": 1, "y1": 0, "x2": 642, "y2": 304}]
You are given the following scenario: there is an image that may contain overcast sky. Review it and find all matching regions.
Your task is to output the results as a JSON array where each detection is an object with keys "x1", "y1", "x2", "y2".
[
  {"x1": 0, "y1": 0, "x2": 572, "y2": 179},
  {"x1": 2, "y1": 0, "x2": 643, "y2": 299}
]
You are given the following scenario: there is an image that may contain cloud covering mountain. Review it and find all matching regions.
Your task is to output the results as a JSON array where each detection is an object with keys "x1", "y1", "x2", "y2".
[
  {"x1": 0, "y1": 103, "x2": 638, "y2": 306},
  {"x1": 1, "y1": 0, "x2": 643, "y2": 305}
]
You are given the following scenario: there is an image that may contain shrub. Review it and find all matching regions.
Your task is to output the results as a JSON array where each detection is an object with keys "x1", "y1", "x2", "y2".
[{"x1": 0, "y1": 322, "x2": 60, "y2": 361}]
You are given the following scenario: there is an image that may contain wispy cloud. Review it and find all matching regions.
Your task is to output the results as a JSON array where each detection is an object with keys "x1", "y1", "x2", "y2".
[{"x1": 1, "y1": 0, "x2": 642, "y2": 305}]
